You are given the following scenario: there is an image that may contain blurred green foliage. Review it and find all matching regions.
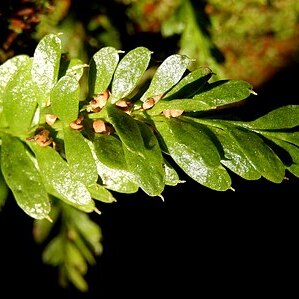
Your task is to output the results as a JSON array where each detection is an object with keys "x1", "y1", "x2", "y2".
[{"x1": 1, "y1": 0, "x2": 298, "y2": 87}]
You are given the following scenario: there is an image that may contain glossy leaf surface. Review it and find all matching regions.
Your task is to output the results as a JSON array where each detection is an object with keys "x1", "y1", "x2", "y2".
[
  {"x1": 31, "y1": 33, "x2": 61, "y2": 106},
  {"x1": 140, "y1": 54, "x2": 192, "y2": 102},
  {"x1": 51, "y1": 75, "x2": 80, "y2": 124},
  {"x1": 59, "y1": 58, "x2": 87, "y2": 81},
  {"x1": 1, "y1": 134, "x2": 51, "y2": 219},
  {"x1": 87, "y1": 139, "x2": 139, "y2": 193},
  {"x1": 162, "y1": 67, "x2": 213, "y2": 100},
  {"x1": 155, "y1": 118, "x2": 231, "y2": 191},
  {"x1": 0, "y1": 55, "x2": 29, "y2": 103},
  {"x1": 88, "y1": 184, "x2": 116, "y2": 203},
  {"x1": 88, "y1": 47, "x2": 119, "y2": 96},
  {"x1": 192, "y1": 80, "x2": 253, "y2": 107},
  {"x1": 30, "y1": 143, "x2": 95, "y2": 213},
  {"x1": 209, "y1": 126, "x2": 261, "y2": 180},
  {"x1": 3, "y1": 60, "x2": 39, "y2": 136},
  {"x1": 241, "y1": 105, "x2": 299, "y2": 130},
  {"x1": 225, "y1": 125, "x2": 285, "y2": 183},
  {"x1": 111, "y1": 47, "x2": 152, "y2": 103},
  {"x1": 122, "y1": 121, "x2": 165, "y2": 196}
]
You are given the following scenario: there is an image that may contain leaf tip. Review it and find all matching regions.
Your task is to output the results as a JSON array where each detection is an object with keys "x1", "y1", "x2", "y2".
[
  {"x1": 45, "y1": 215, "x2": 53, "y2": 223},
  {"x1": 250, "y1": 90, "x2": 258, "y2": 96},
  {"x1": 94, "y1": 207, "x2": 102, "y2": 215},
  {"x1": 158, "y1": 194, "x2": 165, "y2": 202}
]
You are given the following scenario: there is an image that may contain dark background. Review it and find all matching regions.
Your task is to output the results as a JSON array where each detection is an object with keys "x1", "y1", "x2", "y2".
[{"x1": 0, "y1": 62, "x2": 298, "y2": 298}]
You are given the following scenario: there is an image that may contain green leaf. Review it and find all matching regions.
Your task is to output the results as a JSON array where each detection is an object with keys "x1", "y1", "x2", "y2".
[
  {"x1": 106, "y1": 104, "x2": 144, "y2": 153},
  {"x1": 51, "y1": 75, "x2": 80, "y2": 124},
  {"x1": 2, "y1": 59, "x2": 39, "y2": 136},
  {"x1": 209, "y1": 126, "x2": 261, "y2": 180},
  {"x1": 140, "y1": 54, "x2": 192, "y2": 102},
  {"x1": 59, "y1": 58, "x2": 87, "y2": 81},
  {"x1": 42, "y1": 235, "x2": 64, "y2": 266},
  {"x1": 92, "y1": 134, "x2": 127, "y2": 170},
  {"x1": 65, "y1": 242, "x2": 88, "y2": 274},
  {"x1": 88, "y1": 47, "x2": 119, "y2": 96},
  {"x1": 70, "y1": 230, "x2": 96, "y2": 265},
  {"x1": 110, "y1": 47, "x2": 152, "y2": 103},
  {"x1": 96, "y1": 162, "x2": 139, "y2": 194},
  {"x1": 260, "y1": 131, "x2": 299, "y2": 147},
  {"x1": 225, "y1": 125, "x2": 285, "y2": 183},
  {"x1": 31, "y1": 33, "x2": 62, "y2": 106},
  {"x1": 65, "y1": 263, "x2": 88, "y2": 292},
  {"x1": 87, "y1": 139, "x2": 139, "y2": 193},
  {"x1": 162, "y1": 67, "x2": 213, "y2": 100},
  {"x1": 164, "y1": 159, "x2": 183, "y2": 186},
  {"x1": 1, "y1": 134, "x2": 51, "y2": 219},
  {"x1": 70, "y1": 208, "x2": 103, "y2": 255},
  {"x1": 123, "y1": 121, "x2": 165, "y2": 196},
  {"x1": 147, "y1": 58, "x2": 213, "y2": 118},
  {"x1": 107, "y1": 105, "x2": 165, "y2": 195},
  {"x1": 0, "y1": 55, "x2": 30, "y2": 104},
  {"x1": 260, "y1": 136, "x2": 299, "y2": 178},
  {"x1": 192, "y1": 80, "x2": 253, "y2": 108},
  {"x1": 29, "y1": 143, "x2": 95, "y2": 213},
  {"x1": 241, "y1": 105, "x2": 299, "y2": 130},
  {"x1": 155, "y1": 118, "x2": 231, "y2": 191},
  {"x1": 88, "y1": 184, "x2": 116, "y2": 203},
  {"x1": 63, "y1": 127, "x2": 98, "y2": 186}
]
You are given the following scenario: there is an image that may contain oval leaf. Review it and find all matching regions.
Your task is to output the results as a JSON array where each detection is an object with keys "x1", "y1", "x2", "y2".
[
  {"x1": 70, "y1": 209, "x2": 103, "y2": 255},
  {"x1": 87, "y1": 140, "x2": 139, "y2": 194},
  {"x1": 88, "y1": 184, "x2": 116, "y2": 203},
  {"x1": 123, "y1": 121, "x2": 165, "y2": 196},
  {"x1": 88, "y1": 47, "x2": 119, "y2": 96},
  {"x1": 260, "y1": 136, "x2": 299, "y2": 178},
  {"x1": 93, "y1": 134, "x2": 127, "y2": 170},
  {"x1": 243, "y1": 105, "x2": 299, "y2": 130},
  {"x1": 51, "y1": 76, "x2": 80, "y2": 124},
  {"x1": 1, "y1": 134, "x2": 51, "y2": 219},
  {"x1": 209, "y1": 126, "x2": 261, "y2": 180},
  {"x1": 164, "y1": 159, "x2": 182, "y2": 186},
  {"x1": 193, "y1": 80, "x2": 253, "y2": 108},
  {"x1": 3, "y1": 59, "x2": 39, "y2": 136},
  {"x1": 96, "y1": 161, "x2": 139, "y2": 194},
  {"x1": 162, "y1": 67, "x2": 213, "y2": 100},
  {"x1": 261, "y1": 131, "x2": 299, "y2": 147},
  {"x1": 226, "y1": 126, "x2": 285, "y2": 183},
  {"x1": 106, "y1": 104, "x2": 144, "y2": 153},
  {"x1": 140, "y1": 54, "x2": 192, "y2": 102},
  {"x1": 107, "y1": 103, "x2": 165, "y2": 194},
  {"x1": 111, "y1": 47, "x2": 152, "y2": 103},
  {"x1": 0, "y1": 55, "x2": 29, "y2": 102},
  {"x1": 31, "y1": 33, "x2": 62, "y2": 106},
  {"x1": 155, "y1": 118, "x2": 231, "y2": 191},
  {"x1": 29, "y1": 143, "x2": 95, "y2": 213}
]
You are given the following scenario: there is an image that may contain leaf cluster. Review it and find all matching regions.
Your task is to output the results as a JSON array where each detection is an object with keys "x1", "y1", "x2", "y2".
[{"x1": 0, "y1": 33, "x2": 299, "y2": 290}]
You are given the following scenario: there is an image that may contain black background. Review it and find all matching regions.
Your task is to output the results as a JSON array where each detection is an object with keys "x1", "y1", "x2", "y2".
[{"x1": 0, "y1": 62, "x2": 298, "y2": 298}]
